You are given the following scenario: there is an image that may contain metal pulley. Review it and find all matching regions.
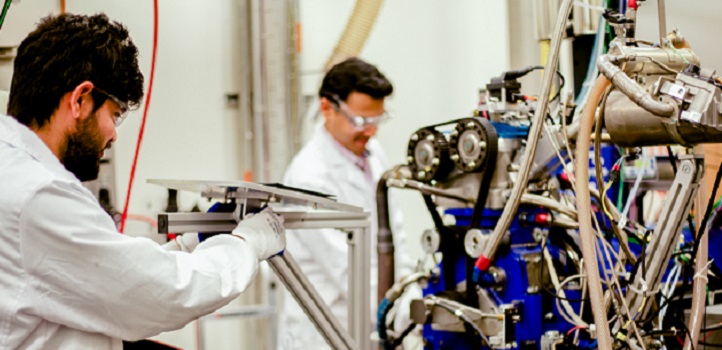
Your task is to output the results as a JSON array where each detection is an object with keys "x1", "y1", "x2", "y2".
[
  {"x1": 464, "y1": 228, "x2": 486, "y2": 258},
  {"x1": 407, "y1": 128, "x2": 453, "y2": 182},
  {"x1": 449, "y1": 118, "x2": 491, "y2": 172},
  {"x1": 420, "y1": 228, "x2": 441, "y2": 254}
]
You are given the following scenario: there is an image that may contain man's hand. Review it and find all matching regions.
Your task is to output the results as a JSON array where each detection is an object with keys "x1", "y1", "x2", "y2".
[{"x1": 232, "y1": 207, "x2": 286, "y2": 260}]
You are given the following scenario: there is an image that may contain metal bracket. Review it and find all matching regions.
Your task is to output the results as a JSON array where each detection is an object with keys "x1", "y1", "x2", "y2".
[
  {"x1": 150, "y1": 180, "x2": 371, "y2": 350},
  {"x1": 624, "y1": 155, "x2": 704, "y2": 321}
]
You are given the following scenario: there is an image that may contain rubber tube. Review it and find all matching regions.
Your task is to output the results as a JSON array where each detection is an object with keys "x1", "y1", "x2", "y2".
[{"x1": 575, "y1": 75, "x2": 613, "y2": 349}]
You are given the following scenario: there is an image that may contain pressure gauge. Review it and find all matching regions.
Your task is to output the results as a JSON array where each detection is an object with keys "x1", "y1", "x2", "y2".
[
  {"x1": 449, "y1": 118, "x2": 491, "y2": 172},
  {"x1": 407, "y1": 128, "x2": 452, "y2": 182}
]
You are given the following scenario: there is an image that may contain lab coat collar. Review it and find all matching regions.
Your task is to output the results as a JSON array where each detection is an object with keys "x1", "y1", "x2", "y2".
[
  {"x1": 313, "y1": 123, "x2": 376, "y2": 192},
  {"x1": 0, "y1": 114, "x2": 77, "y2": 182}
]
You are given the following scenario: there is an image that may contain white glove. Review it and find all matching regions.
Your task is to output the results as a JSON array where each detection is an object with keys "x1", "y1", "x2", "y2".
[
  {"x1": 161, "y1": 233, "x2": 201, "y2": 252},
  {"x1": 232, "y1": 207, "x2": 286, "y2": 260}
]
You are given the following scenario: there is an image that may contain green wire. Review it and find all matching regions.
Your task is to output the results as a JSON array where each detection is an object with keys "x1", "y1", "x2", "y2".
[
  {"x1": 670, "y1": 45, "x2": 690, "y2": 64},
  {"x1": 0, "y1": 0, "x2": 12, "y2": 32}
]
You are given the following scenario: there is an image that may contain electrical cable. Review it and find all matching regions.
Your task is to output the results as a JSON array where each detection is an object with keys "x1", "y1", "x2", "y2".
[
  {"x1": 388, "y1": 324, "x2": 417, "y2": 349},
  {"x1": 692, "y1": 160, "x2": 722, "y2": 260},
  {"x1": 119, "y1": 0, "x2": 159, "y2": 233},
  {"x1": 0, "y1": 0, "x2": 12, "y2": 32},
  {"x1": 543, "y1": 241, "x2": 588, "y2": 326},
  {"x1": 540, "y1": 242, "x2": 589, "y2": 303},
  {"x1": 618, "y1": 154, "x2": 646, "y2": 230},
  {"x1": 594, "y1": 85, "x2": 636, "y2": 265},
  {"x1": 522, "y1": 65, "x2": 566, "y2": 102}
]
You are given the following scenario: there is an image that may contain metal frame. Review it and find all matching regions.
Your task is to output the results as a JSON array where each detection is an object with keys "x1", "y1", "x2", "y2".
[
  {"x1": 159, "y1": 209, "x2": 371, "y2": 350},
  {"x1": 151, "y1": 180, "x2": 372, "y2": 349},
  {"x1": 624, "y1": 155, "x2": 704, "y2": 321}
]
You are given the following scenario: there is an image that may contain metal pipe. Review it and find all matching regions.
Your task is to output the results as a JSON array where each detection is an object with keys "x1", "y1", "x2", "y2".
[
  {"x1": 385, "y1": 178, "x2": 477, "y2": 204},
  {"x1": 575, "y1": 75, "x2": 614, "y2": 349},
  {"x1": 658, "y1": 0, "x2": 667, "y2": 46},
  {"x1": 597, "y1": 54, "x2": 676, "y2": 117},
  {"x1": 684, "y1": 169, "x2": 709, "y2": 350},
  {"x1": 269, "y1": 253, "x2": 356, "y2": 349},
  {"x1": 376, "y1": 169, "x2": 395, "y2": 306},
  {"x1": 477, "y1": 0, "x2": 575, "y2": 269}
]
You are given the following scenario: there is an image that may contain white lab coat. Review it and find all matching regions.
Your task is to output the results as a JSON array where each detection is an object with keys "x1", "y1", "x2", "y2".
[
  {"x1": 0, "y1": 115, "x2": 261, "y2": 349},
  {"x1": 278, "y1": 124, "x2": 411, "y2": 349}
]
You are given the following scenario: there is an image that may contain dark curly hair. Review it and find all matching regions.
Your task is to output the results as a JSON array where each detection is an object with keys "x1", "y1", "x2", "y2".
[
  {"x1": 319, "y1": 57, "x2": 393, "y2": 103},
  {"x1": 7, "y1": 13, "x2": 145, "y2": 128}
]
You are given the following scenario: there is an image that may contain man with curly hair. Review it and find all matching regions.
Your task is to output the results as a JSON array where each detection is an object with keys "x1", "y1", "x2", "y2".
[{"x1": 0, "y1": 13, "x2": 286, "y2": 349}]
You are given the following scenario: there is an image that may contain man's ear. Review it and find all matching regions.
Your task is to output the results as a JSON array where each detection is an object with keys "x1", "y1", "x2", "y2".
[
  {"x1": 319, "y1": 97, "x2": 334, "y2": 121},
  {"x1": 68, "y1": 81, "x2": 95, "y2": 119}
]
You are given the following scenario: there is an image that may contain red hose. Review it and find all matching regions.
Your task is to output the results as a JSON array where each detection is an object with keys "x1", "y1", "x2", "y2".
[{"x1": 119, "y1": 0, "x2": 158, "y2": 233}]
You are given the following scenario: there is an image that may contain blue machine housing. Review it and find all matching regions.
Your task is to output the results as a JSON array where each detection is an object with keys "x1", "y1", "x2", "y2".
[
  {"x1": 420, "y1": 144, "x2": 622, "y2": 349},
  {"x1": 422, "y1": 207, "x2": 586, "y2": 349}
]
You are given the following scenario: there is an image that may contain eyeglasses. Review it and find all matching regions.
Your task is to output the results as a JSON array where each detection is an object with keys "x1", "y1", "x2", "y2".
[
  {"x1": 93, "y1": 87, "x2": 130, "y2": 127},
  {"x1": 329, "y1": 94, "x2": 392, "y2": 130}
]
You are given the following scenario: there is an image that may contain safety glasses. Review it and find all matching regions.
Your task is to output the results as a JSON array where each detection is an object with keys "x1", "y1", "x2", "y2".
[
  {"x1": 329, "y1": 94, "x2": 392, "y2": 130},
  {"x1": 93, "y1": 86, "x2": 130, "y2": 127}
]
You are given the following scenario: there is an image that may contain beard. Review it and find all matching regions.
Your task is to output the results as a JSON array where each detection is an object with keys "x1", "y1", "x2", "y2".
[{"x1": 62, "y1": 112, "x2": 107, "y2": 182}]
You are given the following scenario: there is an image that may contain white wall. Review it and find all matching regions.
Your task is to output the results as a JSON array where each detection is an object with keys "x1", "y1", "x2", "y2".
[
  {"x1": 634, "y1": 0, "x2": 722, "y2": 73},
  {"x1": 299, "y1": 0, "x2": 510, "y2": 261}
]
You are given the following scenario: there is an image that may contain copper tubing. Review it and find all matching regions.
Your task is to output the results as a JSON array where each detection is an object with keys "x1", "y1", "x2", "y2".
[{"x1": 575, "y1": 75, "x2": 613, "y2": 349}]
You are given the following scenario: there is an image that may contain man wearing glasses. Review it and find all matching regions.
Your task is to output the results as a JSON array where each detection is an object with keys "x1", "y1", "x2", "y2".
[
  {"x1": 0, "y1": 13, "x2": 286, "y2": 349},
  {"x1": 279, "y1": 58, "x2": 412, "y2": 348}
]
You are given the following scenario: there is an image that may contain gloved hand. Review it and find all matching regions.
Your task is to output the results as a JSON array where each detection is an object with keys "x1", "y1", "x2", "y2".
[{"x1": 232, "y1": 207, "x2": 286, "y2": 260}]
